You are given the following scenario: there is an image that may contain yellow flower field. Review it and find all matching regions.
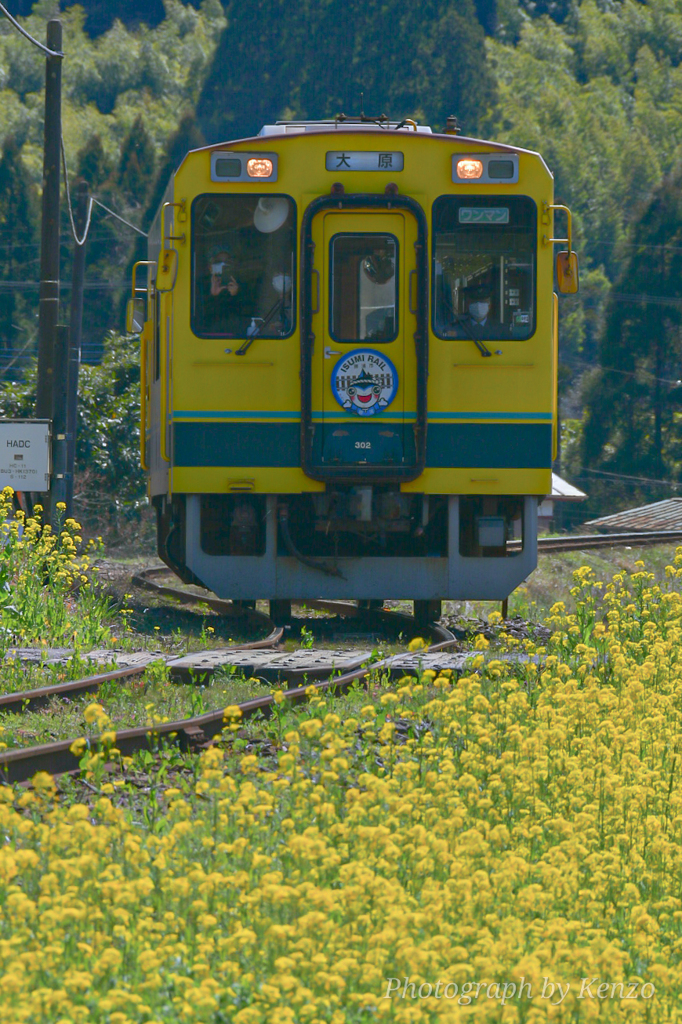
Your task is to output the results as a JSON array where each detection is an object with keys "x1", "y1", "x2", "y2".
[{"x1": 1, "y1": 557, "x2": 682, "y2": 1020}]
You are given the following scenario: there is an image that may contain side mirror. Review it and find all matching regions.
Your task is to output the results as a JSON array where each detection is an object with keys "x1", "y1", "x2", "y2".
[
  {"x1": 156, "y1": 248, "x2": 178, "y2": 292},
  {"x1": 556, "y1": 251, "x2": 579, "y2": 294},
  {"x1": 126, "y1": 296, "x2": 146, "y2": 334}
]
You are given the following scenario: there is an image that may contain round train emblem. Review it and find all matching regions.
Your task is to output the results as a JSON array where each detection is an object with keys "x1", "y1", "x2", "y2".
[{"x1": 331, "y1": 348, "x2": 398, "y2": 417}]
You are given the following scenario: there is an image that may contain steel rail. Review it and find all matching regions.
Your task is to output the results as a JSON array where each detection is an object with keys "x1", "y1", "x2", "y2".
[
  {"x1": 132, "y1": 568, "x2": 262, "y2": 616},
  {"x1": 0, "y1": 663, "x2": 148, "y2": 716},
  {"x1": 534, "y1": 530, "x2": 682, "y2": 553},
  {"x1": 0, "y1": 621, "x2": 286, "y2": 717},
  {"x1": 6, "y1": 526, "x2": 674, "y2": 745},
  {"x1": 131, "y1": 569, "x2": 453, "y2": 643},
  {"x1": 0, "y1": 577, "x2": 449, "y2": 726},
  {"x1": 0, "y1": 633, "x2": 459, "y2": 784}
]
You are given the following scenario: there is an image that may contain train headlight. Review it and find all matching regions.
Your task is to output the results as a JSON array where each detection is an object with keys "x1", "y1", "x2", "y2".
[
  {"x1": 452, "y1": 153, "x2": 519, "y2": 183},
  {"x1": 247, "y1": 158, "x2": 274, "y2": 178},
  {"x1": 456, "y1": 158, "x2": 483, "y2": 179},
  {"x1": 211, "y1": 152, "x2": 278, "y2": 182}
]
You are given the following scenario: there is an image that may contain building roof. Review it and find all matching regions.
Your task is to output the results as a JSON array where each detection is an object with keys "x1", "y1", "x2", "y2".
[
  {"x1": 584, "y1": 498, "x2": 682, "y2": 533},
  {"x1": 551, "y1": 473, "x2": 587, "y2": 501}
]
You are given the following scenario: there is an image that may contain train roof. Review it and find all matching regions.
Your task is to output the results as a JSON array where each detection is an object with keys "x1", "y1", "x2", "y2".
[
  {"x1": 173, "y1": 121, "x2": 553, "y2": 180},
  {"x1": 258, "y1": 120, "x2": 434, "y2": 135},
  {"x1": 189, "y1": 130, "x2": 531, "y2": 156}
]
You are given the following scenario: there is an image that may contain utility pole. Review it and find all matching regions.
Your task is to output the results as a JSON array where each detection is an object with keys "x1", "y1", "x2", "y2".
[
  {"x1": 49, "y1": 324, "x2": 69, "y2": 523},
  {"x1": 65, "y1": 181, "x2": 88, "y2": 514},
  {"x1": 34, "y1": 19, "x2": 62, "y2": 424}
]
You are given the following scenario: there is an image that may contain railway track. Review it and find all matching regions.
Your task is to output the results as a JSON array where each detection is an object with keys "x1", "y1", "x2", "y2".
[
  {"x1": 0, "y1": 575, "x2": 459, "y2": 783},
  {"x1": 0, "y1": 634, "x2": 469, "y2": 785},
  {"x1": 535, "y1": 529, "x2": 682, "y2": 553},
  {"x1": 131, "y1": 567, "x2": 454, "y2": 638},
  {"x1": 3, "y1": 528, "x2": 680, "y2": 785}
]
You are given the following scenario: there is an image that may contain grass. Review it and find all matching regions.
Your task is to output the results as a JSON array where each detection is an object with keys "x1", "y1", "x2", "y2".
[
  {"x1": 3, "y1": 491, "x2": 682, "y2": 1019},
  {"x1": 2, "y1": 486, "x2": 681, "y2": 757},
  {"x1": 448, "y1": 541, "x2": 682, "y2": 622},
  {"x1": 0, "y1": 556, "x2": 681, "y2": 1020},
  {"x1": 0, "y1": 662, "x2": 278, "y2": 750}
]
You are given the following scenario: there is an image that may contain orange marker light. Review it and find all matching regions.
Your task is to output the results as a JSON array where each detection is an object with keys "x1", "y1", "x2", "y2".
[
  {"x1": 456, "y1": 158, "x2": 483, "y2": 179},
  {"x1": 247, "y1": 158, "x2": 273, "y2": 178}
]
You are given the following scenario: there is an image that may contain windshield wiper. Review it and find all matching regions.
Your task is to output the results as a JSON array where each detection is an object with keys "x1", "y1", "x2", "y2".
[{"x1": 451, "y1": 315, "x2": 502, "y2": 358}]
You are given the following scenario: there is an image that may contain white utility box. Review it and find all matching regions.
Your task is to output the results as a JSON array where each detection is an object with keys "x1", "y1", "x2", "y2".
[{"x1": 0, "y1": 420, "x2": 51, "y2": 490}]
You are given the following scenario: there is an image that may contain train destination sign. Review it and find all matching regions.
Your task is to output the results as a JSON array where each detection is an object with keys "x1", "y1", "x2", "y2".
[
  {"x1": 459, "y1": 207, "x2": 510, "y2": 224},
  {"x1": 325, "y1": 151, "x2": 404, "y2": 171},
  {"x1": 0, "y1": 420, "x2": 50, "y2": 489}
]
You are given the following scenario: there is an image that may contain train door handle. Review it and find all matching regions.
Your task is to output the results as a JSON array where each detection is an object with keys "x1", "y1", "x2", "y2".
[
  {"x1": 324, "y1": 347, "x2": 341, "y2": 359},
  {"x1": 409, "y1": 270, "x2": 418, "y2": 314},
  {"x1": 311, "y1": 269, "x2": 320, "y2": 313}
]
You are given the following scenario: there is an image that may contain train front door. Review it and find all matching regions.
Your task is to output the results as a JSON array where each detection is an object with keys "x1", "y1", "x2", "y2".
[{"x1": 307, "y1": 209, "x2": 420, "y2": 476}]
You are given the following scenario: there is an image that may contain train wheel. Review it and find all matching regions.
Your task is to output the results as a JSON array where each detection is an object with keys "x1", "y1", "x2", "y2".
[
  {"x1": 358, "y1": 600, "x2": 384, "y2": 611},
  {"x1": 269, "y1": 599, "x2": 292, "y2": 622},
  {"x1": 414, "y1": 600, "x2": 441, "y2": 625},
  {"x1": 232, "y1": 600, "x2": 256, "y2": 614}
]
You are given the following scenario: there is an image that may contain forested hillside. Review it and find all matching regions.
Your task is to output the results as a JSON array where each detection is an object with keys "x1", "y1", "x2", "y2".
[
  {"x1": 487, "y1": 1, "x2": 682, "y2": 513},
  {"x1": 196, "y1": 0, "x2": 495, "y2": 145},
  {"x1": 1, "y1": 0, "x2": 682, "y2": 524}
]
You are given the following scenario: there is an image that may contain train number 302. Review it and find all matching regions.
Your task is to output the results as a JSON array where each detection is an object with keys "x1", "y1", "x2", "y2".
[{"x1": 355, "y1": 442, "x2": 371, "y2": 449}]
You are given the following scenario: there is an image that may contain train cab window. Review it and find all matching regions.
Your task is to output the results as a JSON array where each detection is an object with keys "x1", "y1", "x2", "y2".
[
  {"x1": 192, "y1": 194, "x2": 296, "y2": 338},
  {"x1": 432, "y1": 196, "x2": 536, "y2": 340},
  {"x1": 330, "y1": 234, "x2": 398, "y2": 343}
]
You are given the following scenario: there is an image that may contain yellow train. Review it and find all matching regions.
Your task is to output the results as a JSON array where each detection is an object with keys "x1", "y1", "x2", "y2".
[{"x1": 128, "y1": 114, "x2": 577, "y2": 619}]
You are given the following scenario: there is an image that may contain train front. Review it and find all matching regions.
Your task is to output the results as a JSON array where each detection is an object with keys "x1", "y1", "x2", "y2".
[{"x1": 137, "y1": 119, "x2": 567, "y2": 612}]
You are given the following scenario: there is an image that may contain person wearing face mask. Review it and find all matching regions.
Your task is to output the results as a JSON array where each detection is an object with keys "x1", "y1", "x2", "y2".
[
  {"x1": 469, "y1": 297, "x2": 491, "y2": 325},
  {"x1": 464, "y1": 288, "x2": 497, "y2": 334}
]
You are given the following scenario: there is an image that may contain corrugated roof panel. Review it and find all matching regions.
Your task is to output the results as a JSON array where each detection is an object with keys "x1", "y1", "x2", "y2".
[{"x1": 584, "y1": 498, "x2": 682, "y2": 532}]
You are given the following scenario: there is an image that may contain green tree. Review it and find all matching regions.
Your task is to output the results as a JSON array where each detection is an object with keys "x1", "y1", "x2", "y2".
[
  {"x1": 197, "y1": 0, "x2": 496, "y2": 141},
  {"x1": 144, "y1": 111, "x2": 205, "y2": 227},
  {"x1": 61, "y1": 0, "x2": 169, "y2": 36},
  {"x1": 474, "y1": 0, "x2": 498, "y2": 34},
  {"x1": 582, "y1": 162, "x2": 682, "y2": 489},
  {"x1": 0, "y1": 136, "x2": 38, "y2": 375},
  {"x1": 0, "y1": 333, "x2": 146, "y2": 541},
  {"x1": 76, "y1": 134, "x2": 112, "y2": 191},
  {"x1": 115, "y1": 115, "x2": 156, "y2": 208}
]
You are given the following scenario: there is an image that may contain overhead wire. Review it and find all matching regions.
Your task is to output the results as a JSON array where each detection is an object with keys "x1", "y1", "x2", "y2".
[
  {"x1": 0, "y1": 1, "x2": 147, "y2": 249},
  {"x1": 610, "y1": 291, "x2": 682, "y2": 308},
  {"x1": 60, "y1": 137, "x2": 150, "y2": 243},
  {"x1": 0, "y1": 2, "x2": 63, "y2": 57},
  {"x1": 591, "y1": 238, "x2": 682, "y2": 253},
  {"x1": 563, "y1": 355, "x2": 682, "y2": 387},
  {"x1": 61, "y1": 135, "x2": 148, "y2": 244},
  {"x1": 60, "y1": 136, "x2": 93, "y2": 246},
  {"x1": 574, "y1": 466, "x2": 681, "y2": 488},
  {"x1": 90, "y1": 198, "x2": 148, "y2": 238}
]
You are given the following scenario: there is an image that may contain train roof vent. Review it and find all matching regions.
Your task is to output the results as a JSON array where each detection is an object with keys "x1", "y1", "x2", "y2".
[{"x1": 259, "y1": 120, "x2": 433, "y2": 136}]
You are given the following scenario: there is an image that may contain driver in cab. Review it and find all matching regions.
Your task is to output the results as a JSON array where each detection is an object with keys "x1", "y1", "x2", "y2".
[
  {"x1": 198, "y1": 245, "x2": 255, "y2": 336},
  {"x1": 459, "y1": 286, "x2": 499, "y2": 338}
]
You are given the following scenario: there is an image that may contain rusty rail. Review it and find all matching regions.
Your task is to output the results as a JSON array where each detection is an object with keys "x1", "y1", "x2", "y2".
[{"x1": 0, "y1": 633, "x2": 460, "y2": 784}]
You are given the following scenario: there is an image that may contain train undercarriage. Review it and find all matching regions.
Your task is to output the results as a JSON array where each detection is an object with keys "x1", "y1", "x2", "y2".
[{"x1": 155, "y1": 488, "x2": 538, "y2": 606}]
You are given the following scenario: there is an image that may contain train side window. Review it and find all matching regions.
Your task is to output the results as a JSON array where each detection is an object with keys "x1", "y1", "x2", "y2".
[
  {"x1": 330, "y1": 233, "x2": 398, "y2": 343},
  {"x1": 191, "y1": 194, "x2": 296, "y2": 339},
  {"x1": 432, "y1": 196, "x2": 536, "y2": 341}
]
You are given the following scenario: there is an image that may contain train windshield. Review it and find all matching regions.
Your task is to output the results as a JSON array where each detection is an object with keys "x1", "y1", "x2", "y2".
[
  {"x1": 432, "y1": 196, "x2": 536, "y2": 340},
  {"x1": 192, "y1": 194, "x2": 296, "y2": 338}
]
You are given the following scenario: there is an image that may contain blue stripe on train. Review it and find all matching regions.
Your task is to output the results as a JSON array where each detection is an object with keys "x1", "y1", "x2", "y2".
[
  {"x1": 426, "y1": 423, "x2": 552, "y2": 468},
  {"x1": 173, "y1": 422, "x2": 552, "y2": 469}
]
